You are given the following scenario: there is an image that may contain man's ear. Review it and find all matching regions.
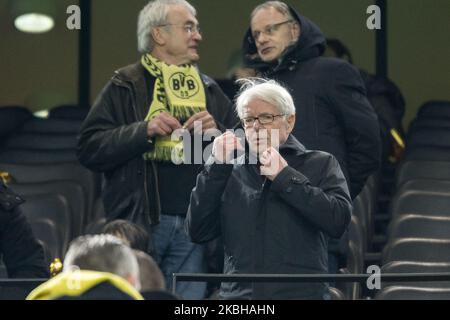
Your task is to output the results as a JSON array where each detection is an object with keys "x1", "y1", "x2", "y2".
[
  {"x1": 126, "y1": 274, "x2": 141, "y2": 292},
  {"x1": 151, "y1": 27, "x2": 166, "y2": 46},
  {"x1": 286, "y1": 114, "x2": 296, "y2": 133},
  {"x1": 291, "y1": 22, "x2": 301, "y2": 42}
]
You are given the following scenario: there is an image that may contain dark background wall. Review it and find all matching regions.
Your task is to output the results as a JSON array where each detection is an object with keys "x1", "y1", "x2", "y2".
[{"x1": 1, "y1": 0, "x2": 449, "y2": 128}]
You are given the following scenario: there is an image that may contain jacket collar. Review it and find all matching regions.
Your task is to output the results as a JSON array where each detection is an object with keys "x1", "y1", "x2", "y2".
[{"x1": 279, "y1": 134, "x2": 307, "y2": 156}]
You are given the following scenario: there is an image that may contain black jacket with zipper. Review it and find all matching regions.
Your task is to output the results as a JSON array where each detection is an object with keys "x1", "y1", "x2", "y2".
[
  {"x1": 242, "y1": 7, "x2": 381, "y2": 200},
  {"x1": 77, "y1": 62, "x2": 237, "y2": 227},
  {"x1": 186, "y1": 135, "x2": 352, "y2": 299}
]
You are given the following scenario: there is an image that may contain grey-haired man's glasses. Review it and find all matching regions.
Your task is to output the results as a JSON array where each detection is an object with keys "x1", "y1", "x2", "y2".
[
  {"x1": 252, "y1": 20, "x2": 293, "y2": 41},
  {"x1": 241, "y1": 113, "x2": 286, "y2": 127},
  {"x1": 159, "y1": 23, "x2": 201, "y2": 36}
]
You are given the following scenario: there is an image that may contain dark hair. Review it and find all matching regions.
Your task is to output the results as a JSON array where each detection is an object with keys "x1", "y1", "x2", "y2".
[
  {"x1": 325, "y1": 38, "x2": 354, "y2": 64},
  {"x1": 103, "y1": 220, "x2": 150, "y2": 252}
]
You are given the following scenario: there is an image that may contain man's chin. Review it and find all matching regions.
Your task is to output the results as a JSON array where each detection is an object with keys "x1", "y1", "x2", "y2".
[
  {"x1": 189, "y1": 53, "x2": 200, "y2": 63},
  {"x1": 259, "y1": 52, "x2": 278, "y2": 63},
  {"x1": 249, "y1": 143, "x2": 269, "y2": 155}
]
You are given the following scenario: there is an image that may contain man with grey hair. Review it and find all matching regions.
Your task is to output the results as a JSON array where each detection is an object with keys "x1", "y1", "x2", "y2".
[
  {"x1": 63, "y1": 235, "x2": 141, "y2": 290},
  {"x1": 27, "y1": 235, "x2": 143, "y2": 300},
  {"x1": 242, "y1": 0, "x2": 381, "y2": 275},
  {"x1": 77, "y1": 0, "x2": 236, "y2": 299},
  {"x1": 186, "y1": 79, "x2": 352, "y2": 299}
]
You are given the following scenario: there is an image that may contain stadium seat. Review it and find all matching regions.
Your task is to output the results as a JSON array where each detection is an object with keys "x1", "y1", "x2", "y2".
[
  {"x1": 381, "y1": 261, "x2": 450, "y2": 288},
  {"x1": 328, "y1": 287, "x2": 346, "y2": 300},
  {"x1": 20, "y1": 193, "x2": 72, "y2": 257},
  {"x1": 404, "y1": 146, "x2": 450, "y2": 162},
  {"x1": 417, "y1": 101, "x2": 450, "y2": 119},
  {"x1": 10, "y1": 181, "x2": 86, "y2": 238},
  {"x1": 18, "y1": 117, "x2": 82, "y2": 134},
  {"x1": 49, "y1": 105, "x2": 89, "y2": 120},
  {"x1": 352, "y1": 192, "x2": 370, "y2": 252},
  {"x1": 2, "y1": 133, "x2": 78, "y2": 151},
  {"x1": 408, "y1": 117, "x2": 450, "y2": 133},
  {"x1": 387, "y1": 214, "x2": 450, "y2": 241},
  {"x1": 390, "y1": 180, "x2": 450, "y2": 217},
  {"x1": 396, "y1": 161, "x2": 450, "y2": 188},
  {"x1": 0, "y1": 162, "x2": 99, "y2": 226},
  {"x1": 0, "y1": 106, "x2": 32, "y2": 138},
  {"x1": 338, "y1": 215, "x2": 364, "y2": 300},
  {"x1": 29, "y1": 219, "x2": 60, "y2": 263},
  {"x1": 0, "y1": 149, "x2": 78, "y2": 164},
  {"x1": 383, "y1": 238, "x2": 450, "y2": 265},
  {"x1": 376, "y1": 286, "x2": 450, "y2": 300},
  {"x1": 407, "y1": 128, "x2": 450, "y2": 149}
]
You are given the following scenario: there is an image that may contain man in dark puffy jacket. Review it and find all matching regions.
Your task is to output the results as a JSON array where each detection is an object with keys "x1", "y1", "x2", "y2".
[
  {"x1": 186, "y1": 79, "x2": 352, "y2": 299},
  {"x1": 0, "y1": 180, "x2": 48, "y2": 279},
  {"x1": 242, "y1": 1, "x2": 381, "y2": 273}
]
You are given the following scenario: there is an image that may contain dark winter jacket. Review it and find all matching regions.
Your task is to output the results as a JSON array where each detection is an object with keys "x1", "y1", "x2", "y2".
[
  {"x1": 243, "y1": 7, "x2": 381, "y2": 199},
  {"x1": 77, "y1": 62, "x2": 237, "y2": 226},
  {"x1": 0, "y1": 182, "x2": 49, "y2": 278},
  {"x1": 186, "y1": 135, "x2": 352, "y2": 299}
]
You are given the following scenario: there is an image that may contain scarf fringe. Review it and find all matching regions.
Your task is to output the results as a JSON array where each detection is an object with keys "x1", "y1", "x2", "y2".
[{"x1": 144, "y1": 145, "x2": 184, "y2": 163}]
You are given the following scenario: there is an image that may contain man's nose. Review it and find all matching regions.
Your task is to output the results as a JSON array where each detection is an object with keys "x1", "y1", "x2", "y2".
[
  {"x1": 193, "y1": 30, "x2": 202, "y2": 42},
  {"x1": 253, "y1": 119, "x2": 264, "y2": 131},
  {"x1": 256, "y1": 32, "x2": 269, "y2": 44}
]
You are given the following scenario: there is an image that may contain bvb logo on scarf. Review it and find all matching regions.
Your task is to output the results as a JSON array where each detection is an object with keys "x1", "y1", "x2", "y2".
[{"x1": 141, "y1": 54, "x2": 206, "y2": 163}]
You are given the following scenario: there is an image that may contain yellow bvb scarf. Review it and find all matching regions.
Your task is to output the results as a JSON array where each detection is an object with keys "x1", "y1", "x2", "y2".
[{"x1": 141, "y1": 54, "x2": 206, "y2": 162}]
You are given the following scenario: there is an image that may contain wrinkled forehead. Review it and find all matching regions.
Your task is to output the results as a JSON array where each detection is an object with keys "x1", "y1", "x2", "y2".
[
  {"x1": 243, "y1": 98, "x2": 280, "y2": 116},
  {"x1": 250, "y1": 6, "x2": 289, "y2": 29},
  {"x1": 166, "y1": 4, "x2": 198, "y2": 25}
]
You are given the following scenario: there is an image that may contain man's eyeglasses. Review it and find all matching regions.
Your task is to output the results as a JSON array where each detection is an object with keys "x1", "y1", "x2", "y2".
[
  {"x1": 252, "y1": 20, "x2": 293, "y2": 41},
  {"x1": 241, "y1": 113, "x2": 286, "y2": 127},
  {"x1": 159, "y1": 23, "x2": 201, "y2": 36}
]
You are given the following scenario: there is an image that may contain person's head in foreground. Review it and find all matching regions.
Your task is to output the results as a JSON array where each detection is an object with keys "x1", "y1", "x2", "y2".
[{"x1": 27, "y1": 234, "x2": 143, "y2": 300}]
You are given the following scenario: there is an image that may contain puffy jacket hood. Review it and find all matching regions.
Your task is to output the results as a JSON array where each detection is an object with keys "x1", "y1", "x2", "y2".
[{"x1": 242, "y1": 5, "x2": 326, "y2": 72}]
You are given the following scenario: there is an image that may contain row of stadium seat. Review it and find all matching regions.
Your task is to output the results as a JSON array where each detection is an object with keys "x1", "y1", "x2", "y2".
[
  {"x1": 375, "y1": 102, "x2": 450, "y2": 299},
  {"x1": 0, "y1": 106, "x2": 102, "y2": 268}
]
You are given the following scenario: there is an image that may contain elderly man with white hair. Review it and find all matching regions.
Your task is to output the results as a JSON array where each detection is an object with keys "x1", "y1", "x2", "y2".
[{"x1": 186, "y1": 79, "x2": 352, "y2": 300}]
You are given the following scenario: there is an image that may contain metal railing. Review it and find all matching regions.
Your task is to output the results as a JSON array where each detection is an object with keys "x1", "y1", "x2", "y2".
[
  {"x1": 2, "y1": 273, "x2": 450, "y2": 299},
  {"x1": 172, "y1": 272, "x2": 450, "y2": 294}
]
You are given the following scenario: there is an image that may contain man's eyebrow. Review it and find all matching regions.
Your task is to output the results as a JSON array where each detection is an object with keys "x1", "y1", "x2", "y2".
[{"x1": 184, "y1": 20, "x2": 198, "y2": 26}]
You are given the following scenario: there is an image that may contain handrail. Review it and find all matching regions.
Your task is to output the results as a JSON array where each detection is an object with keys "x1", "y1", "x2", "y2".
[{"x1": 172, "y1": 272, "x2": 450, "y2": 294}]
